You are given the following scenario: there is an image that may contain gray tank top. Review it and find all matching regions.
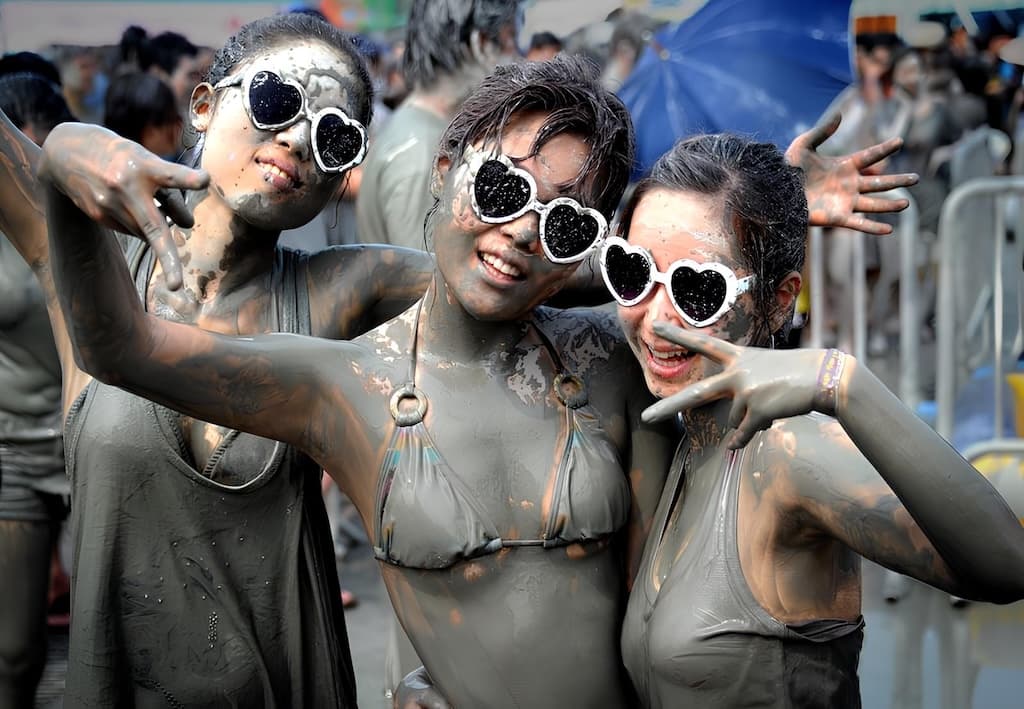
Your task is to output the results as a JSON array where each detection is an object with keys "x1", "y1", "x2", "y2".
[
  {"x1": 621, "y1": 436, "x2": 864, "y2": 708},
  {"x1": 62, "y1": 243, "x2": 357, "y2": 708},
  {"x1": 0, "y1": 231, "x2": 65, "y2": 494}
]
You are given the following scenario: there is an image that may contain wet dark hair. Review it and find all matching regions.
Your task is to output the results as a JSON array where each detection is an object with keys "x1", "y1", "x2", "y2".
[
  {"x1": 0, "y1": 72, "x2": 75, "y2": 136},
  {"x1": 620, "y1": 134, "x2": 807, "y2": 346},
  {"x1": 529, "y1": 31, "x2": 562, "y2": 52},
  {"x1": 403, "y1": 0, "x2": 520, "y2": 88},
  {"x1": 103, "y1": 72, "x2": 179, "y2": 143},
  {"x1": 0, "y1": 51, "x2": 62, "y2": 86},
  {"x1": 435, "y1": 55, "x2": 634, "y2": 219},
  {"x1": 120, "y1": 27, "x2": 198, "y2": 75},
  {"x1": 204, "y1": 13, "x2": 373, "y2": 126}
]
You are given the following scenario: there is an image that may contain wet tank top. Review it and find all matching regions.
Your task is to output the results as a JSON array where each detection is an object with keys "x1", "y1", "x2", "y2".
[
  {"x1": 62, "y1": 243, "x2": 356, "y2": 708},
  {"x1": 621, "y1": 437, "x2": 864, "y2": 709},
  {"x1": 373, "y1": 302, "x2": 630, "y2": 569}
]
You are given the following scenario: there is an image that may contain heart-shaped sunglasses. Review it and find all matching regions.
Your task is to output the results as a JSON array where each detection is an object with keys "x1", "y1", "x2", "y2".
[
  {"x1": 599, "y1": 236, "x2": 755, "y2": 328},
  {"x1": 214, "y1": 65, "x2": 368, "y2": 174},
  {"x1": 467, "y1": 152, "x2": 608, "y2": 264}
]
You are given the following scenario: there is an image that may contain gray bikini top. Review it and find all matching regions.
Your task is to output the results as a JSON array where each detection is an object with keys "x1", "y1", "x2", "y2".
[{"x1": 372, "y1": 302, "x2": 631, "y2": 570}]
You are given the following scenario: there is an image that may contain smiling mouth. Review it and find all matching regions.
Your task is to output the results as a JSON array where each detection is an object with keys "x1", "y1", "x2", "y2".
[
  {"x1": 479, "y1": 251, "x2": 525, "y2": 281},
  {"x1": 645, "y1": 342, "x2": 696, "y2": 364},
  {"x1": 256, "y1": 160, "x2": 299, "y2": 189}
]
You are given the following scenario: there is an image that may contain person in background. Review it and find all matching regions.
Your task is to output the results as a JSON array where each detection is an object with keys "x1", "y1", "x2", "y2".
[
  {"x1": 50, "y1": 45, "x2": 103, "y2": 123},
  {"x1": 356, "y1": 0, "x2": 521, "y2": 251},
  {"x1": 526, "y1": 31, "x2": 562, "y2": 62},
  {"x1": 103, "y1": 72, "x2": 183, "y2": 160},
  {"x1": 0, "y1": 52, "x2": 62, "y2": 88},
  {"x1": 118, "y1": 26, "x2": 202, "y2": 116},
  {"x1": 601, "y1": 11, "x2": 662, "y2": 93},
  {"x1": 0, "y1": 68, "x2": 74, "y2": 709}
]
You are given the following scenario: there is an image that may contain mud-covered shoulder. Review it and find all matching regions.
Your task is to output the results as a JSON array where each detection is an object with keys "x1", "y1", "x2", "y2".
[
  {"x1": 748, "y1": 412, "x2": 873, "y2": 514},
  {"x1": 533, "y1": 305, "x2": 635, "y2": 383},
  {"x1": 305, "y1": 244, "x2": 431, "y2": 340},
  {"x1": 348, "y1": 302, "x2": 419, "y2": 401}
]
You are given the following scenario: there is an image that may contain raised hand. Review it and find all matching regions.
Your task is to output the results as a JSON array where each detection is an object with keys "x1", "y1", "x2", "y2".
[
  {"x1": 786, "y1": 114, "x2": 919, "y2": 235},
  {"x1": 37, "y1": 123, "x2": 209, "y2": 289},
  {"x1": 392, "y1": 666, "x2": 452, "y2": 709},
  {"x1": 641, "y1": 322, "x2": 848, "y2": 449}
]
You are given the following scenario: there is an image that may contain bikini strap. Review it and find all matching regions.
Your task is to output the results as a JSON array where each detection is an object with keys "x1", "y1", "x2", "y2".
[
  {"x1": 390, "y1": 299, "x2": 428, "y2": 427},
  {"x1": 273, "y1": 247, "x2": 312, "y2": 337},
  {"x1": 529, "y1": 320, "x2": 588, "y2": 409}
]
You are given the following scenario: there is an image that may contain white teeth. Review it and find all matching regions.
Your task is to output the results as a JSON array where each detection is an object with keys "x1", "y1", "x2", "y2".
[
  {"x1": 481, "y1": 252, "x2": 522, "y2": 278},
  {"x1": 647, "y1": 344, "x2": 687, "y2": 360},
  {"x1": 262, "y1": 163, "x2": 291, "y2": 183}
]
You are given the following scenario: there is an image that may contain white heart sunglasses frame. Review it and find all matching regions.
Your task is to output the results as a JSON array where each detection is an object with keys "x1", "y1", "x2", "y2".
[
  {"x1": 599, "y1": 235, "x2": 756, "y2": 328},
  {"x1": 466, "y1": 151, "x2": 609, "y2": 264},
  {"x1": 214, "y1": 64, "x2": 368, "y2": 174}
]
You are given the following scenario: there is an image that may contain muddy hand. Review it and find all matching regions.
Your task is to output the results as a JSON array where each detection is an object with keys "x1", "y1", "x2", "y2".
[
  {"x1": 641, "y1": 322, "x2": 848, "y2": 449},
  {"x1": 787, "y1": 113, "x2": 918, "y2": 236},
  {"x1": 38, "y1": 122, "x2": 209, "y2": 289},
  {"x1": 393, "y1": 666, "x2": 453, "y2": 709}
]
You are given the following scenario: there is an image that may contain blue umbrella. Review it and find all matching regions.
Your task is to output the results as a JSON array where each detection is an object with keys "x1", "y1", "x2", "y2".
[{"x1": 619, "y1": 0, "x2": 854, "y2": 177}]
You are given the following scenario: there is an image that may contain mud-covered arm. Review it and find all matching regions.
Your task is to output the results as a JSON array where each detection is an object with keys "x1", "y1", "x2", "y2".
[
  {"x1": 40, "y1": 135, "x2": 344, "y2": 461},
  {"x1": 822, "y1": 358, "x2": 1024, "y2": 602},
  {"x1": 306, "y1": 244, "x2": 433, "y2": 340},
  {"x1": 786, "y1": 114, "x2": 919, "y2": 236},
  {"x1": 642, "y1": 324, "x2": 1024, "y2": 604},
  {"x1": 0, "y1": 108, "x2": 47, "y2": 266}
]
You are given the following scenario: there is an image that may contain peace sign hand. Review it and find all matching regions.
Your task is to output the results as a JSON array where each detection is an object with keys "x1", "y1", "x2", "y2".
[
  {"x1": 38, "y1": 122, "x2": 209, "y2": 290},
  {"x1": 787, "y1": 113, "x2": 919, "y2": 236},
  {"x1": 641, "y1": 322, "x2": 844, "y2": 450}
]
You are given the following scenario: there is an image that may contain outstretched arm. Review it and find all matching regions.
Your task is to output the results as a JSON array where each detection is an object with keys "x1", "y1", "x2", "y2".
[
  {"x1": 786, "y1": 114, "x2": 919, "y2": 235},
  {"x1": 642, "y1": 324, "x2": 1024, "y2": 604},
  {"x1": 306, "y1": 244, "x2": 433, "y2": 340},
  {"x1": 40, "y1": 125, "x2": 345, "y2": 462}
]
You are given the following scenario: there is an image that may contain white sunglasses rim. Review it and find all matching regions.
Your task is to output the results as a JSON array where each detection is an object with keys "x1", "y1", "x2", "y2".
[
  {"x1": 467, "y1": 152, "x2": 609, "y2": 264},
  {"x1": 599, "y1": 236, "x2": 755, "y2": 327},
  {"x1": 215, "y1": 66, "x2": 368, "y2": 172}
]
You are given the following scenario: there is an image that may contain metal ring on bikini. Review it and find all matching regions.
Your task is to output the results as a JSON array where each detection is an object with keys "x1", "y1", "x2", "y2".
[
  {"x1": 554, "y1": 373, "x2": 588, "y2": 409},
  {"x1": 389, "y1": 384, "x2": 428, "y2": 426}
]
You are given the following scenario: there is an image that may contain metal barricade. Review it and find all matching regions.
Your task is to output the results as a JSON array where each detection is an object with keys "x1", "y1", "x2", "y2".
[
  {"x1": 806, "y1": 188, "x2": 919, "y2": 405},
  {"x1": 807, "y1": 227, "x2": 868, "y2": 360},
  {"x1": 935, "y1": 176, "x2": 1024, "y2": 441}
]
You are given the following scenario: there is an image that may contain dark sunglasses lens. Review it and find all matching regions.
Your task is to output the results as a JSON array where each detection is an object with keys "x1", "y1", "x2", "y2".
[
  {"x1": 315, "y1": 113, "x2": 363, "y2": 170},
  {"x1": 603, "y1": 244, "x2": 651, "y2": 302},
  {"x1": 670, "y1": 267, "x2": 728, "y2": 324},
  {"x1": 544, "y1": 203, "x2": 601, "y2": 260},
  {"x1": 473, "y1": 160, "x2": 532, "y2": 219},
  {"x1": 248, "y1": 71, "x2": 303, "y2": 127}
]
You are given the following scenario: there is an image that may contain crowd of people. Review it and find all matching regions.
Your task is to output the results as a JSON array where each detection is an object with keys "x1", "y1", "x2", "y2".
[
  {"x1": 822, "y1": 14, "x2": 1024, "y2": 356},
  {"x1": 1, "y1": 3, "x2": 1023, "y2": 708}
]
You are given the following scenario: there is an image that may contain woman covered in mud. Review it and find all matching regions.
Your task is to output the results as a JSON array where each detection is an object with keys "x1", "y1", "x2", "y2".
[
  {"x1": 608, "y1": 135, "x2": 1024, "y2": 708},
  {"x1": 36, "y1": 54, "x2": 917, "y2": 707},
  {"x1": 44, "y1": 56, "x2": 673, "y2": 708},
  {"x1": 0, "y1": 13, "x2": 433, "y2": 707},
  {"x1": 0, "y1": 69, "x2": 75, "y2": 708}
]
